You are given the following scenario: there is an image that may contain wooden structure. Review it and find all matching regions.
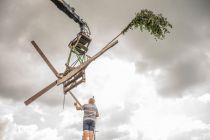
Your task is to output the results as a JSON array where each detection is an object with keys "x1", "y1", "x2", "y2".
[
  {"x1": 24, "y1": 38, "x2": 118, "y2": 106},
  {"x1": 24, "y1": 0, "x2": 120, "y2": 106}
]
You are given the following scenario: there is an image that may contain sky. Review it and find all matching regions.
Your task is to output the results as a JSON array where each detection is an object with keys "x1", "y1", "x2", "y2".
[{"x1": 0, "y1": 0, "x2": 210, "y2": 140}]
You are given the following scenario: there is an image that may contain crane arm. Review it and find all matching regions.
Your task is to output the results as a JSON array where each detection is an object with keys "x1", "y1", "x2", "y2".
[{"x1": 51, "y1": 0, "x2": 90, "y2": 35}]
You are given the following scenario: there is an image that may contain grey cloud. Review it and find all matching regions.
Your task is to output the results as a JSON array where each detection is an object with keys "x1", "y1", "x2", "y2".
[
  {"x1": 1, "y1": 102, "x2": 65, "y2": 129},
  {"x1": 168, "y1": 128, "x2": 210, "y2": 140},
  {"x1": 0, "y1": 0, "x2": 131, "y2": 105},
  {"x1": 157, "y1": 53, "x2": 210, "y2": 97},
  {"x1": 13, "y1": 104, "x2": 65, "y2": 128},
  {"x1": 100, "y1": 102, "x2": 138, "y2": 128},
  {"x1": 1, "y1": 0, "x2": 210, "y2": 103},
  {"x1": 92, "y1": 102, "x2": 138, "y2": 140},
  {"x1": 0, "y1": 46, "x2": 63, "y2": 106},
  {"x1": 1, "y1": 0, "x2": 210, "y2": 139},
  {"x1": 65, "y1": 121, "x2": 81, "y2": 132},
  {"x1": 128, "y1": 0, "x2": 210, "y2": 97},
  {"x1": 135, "y1": 61, "x2": 150, "y2": 73},
  {"x1": 0, "y1": 101, "x2": 80, "y2": 140},
  {"x1": 0, "y1": 0, "x2": 76, "y2": 105}
]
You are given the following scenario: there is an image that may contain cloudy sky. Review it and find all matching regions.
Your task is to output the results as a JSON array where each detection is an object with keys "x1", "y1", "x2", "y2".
[{"x1": 0, "y1": 0, "x2": 210, "y2": 140}]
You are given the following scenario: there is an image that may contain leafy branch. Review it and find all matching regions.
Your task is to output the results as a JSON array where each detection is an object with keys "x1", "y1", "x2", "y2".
[{"x1": 122, "y1": 9, "x2": 172, "y2": 40}]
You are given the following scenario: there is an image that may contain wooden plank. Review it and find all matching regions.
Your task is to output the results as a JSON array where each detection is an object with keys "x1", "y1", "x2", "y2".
[
  {"x1": 57, "y1": 66, "x2": 83, "y2": 85},
  {"x1": 64, "y1": 79, "x2": 84, "y2": 93},
  {"x1": 57, "y1": 40, "x2": 118, "y2": 85},
  {"x1": 31, "y1": 41, "x2": 59, "y2": 77},
  {"x1": 24, "y1": 80, "x2": 57, "y2": 106},
  {"x1": 64, "y1": 71, "x2": 84, "y2": 87}
]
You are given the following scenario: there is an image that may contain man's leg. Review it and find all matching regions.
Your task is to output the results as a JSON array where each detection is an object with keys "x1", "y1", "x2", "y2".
[
  {"x1": 83, "y1": 120, "x2": 89, "y2": 140},
  {"x1": 89, "y1": 120, "x2": 95, "y2": 140},
  {"x1": 83, "y1": 130, "x2": 88, "y2": 140},
  {"x1": 89, "y1": 131, "x2": 94, "y2": 140}
]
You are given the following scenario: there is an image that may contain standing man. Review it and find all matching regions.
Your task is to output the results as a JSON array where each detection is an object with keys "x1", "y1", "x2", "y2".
[{"x1": 74, "y1": 97, "x2": 99, "y2": 140}]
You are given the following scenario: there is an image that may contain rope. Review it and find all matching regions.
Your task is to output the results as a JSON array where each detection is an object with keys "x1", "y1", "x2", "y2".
[
  {"x1": 71, "y1": 59, "x2": 79, "y2": 67},
  {"x1": 63, "y1": 94, "x2": 66, "y2": 109}
]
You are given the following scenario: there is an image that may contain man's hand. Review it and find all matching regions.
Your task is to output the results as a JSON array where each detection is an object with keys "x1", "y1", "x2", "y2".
[{"x1": 74, "y1": 102, "x2": 82, "y2": 110}]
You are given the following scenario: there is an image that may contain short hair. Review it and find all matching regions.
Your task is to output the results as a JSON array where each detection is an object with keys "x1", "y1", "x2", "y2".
[{"x1": 88, "y1": 98, "x2": 95, "y2": 104}]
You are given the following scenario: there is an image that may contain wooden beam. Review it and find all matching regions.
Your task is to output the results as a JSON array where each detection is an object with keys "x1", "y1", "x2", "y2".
[
  {"x1": 24, "y1": 80, "x2": 57, "y2": 106},
  {"x1": 64, "y1": 71, "x2": 84, "y2": 88},
  {"x1": 57, "y1": 40, "x2": 118, "y2": 85},
  {"x1": 64, "y1": 79, "x2": 84, "y2": 93},
  {"x1": 31, "y1": 41, "x2": 59, "y2": 78}
]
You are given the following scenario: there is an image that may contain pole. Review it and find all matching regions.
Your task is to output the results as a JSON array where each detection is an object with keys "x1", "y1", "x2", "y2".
[{"x1": 68, "y1": 91, "x2": 83, "y2": 109}]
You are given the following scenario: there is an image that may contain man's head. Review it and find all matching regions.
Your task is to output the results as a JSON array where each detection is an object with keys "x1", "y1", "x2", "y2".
[{"x1": 88, "y1": 97, "x2": 95, "y2": 104}]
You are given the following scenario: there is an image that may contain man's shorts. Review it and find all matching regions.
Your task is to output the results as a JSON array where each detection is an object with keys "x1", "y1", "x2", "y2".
[{"x1": 83, "y1": 119, "x2": 95, "y2": 131}]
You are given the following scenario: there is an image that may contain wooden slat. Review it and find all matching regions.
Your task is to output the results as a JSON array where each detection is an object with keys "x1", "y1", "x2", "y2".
[
  {"x1": 31, "y1": 41, "x2": 59, "y2": 77},
  {"x1": 24, "y1": 80, "x2": 57, "y2": 106},
  {"x1": 64, "y1": 79, "x2": 84, "y2": 93},
  {"x1": 64, "y1": 71, "x2": 84, "y2": 87},
  {"x1": 57, "y1": 40, "x2": 118, "y2": 85}
]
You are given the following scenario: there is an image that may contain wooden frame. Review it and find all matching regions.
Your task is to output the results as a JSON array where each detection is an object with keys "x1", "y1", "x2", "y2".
[{"x1": 24, "y1": 40, "x2": 118, "y2": 106}]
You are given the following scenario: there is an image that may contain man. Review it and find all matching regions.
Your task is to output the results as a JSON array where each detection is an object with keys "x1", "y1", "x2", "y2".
[{"x1": 74, "y1": 97, "x2": 99, "y2": 140}]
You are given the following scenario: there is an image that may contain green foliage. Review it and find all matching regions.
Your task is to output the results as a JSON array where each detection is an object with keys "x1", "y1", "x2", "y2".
[{"x1": 122, "y1": 9, "x2": 172, "y2": 40}]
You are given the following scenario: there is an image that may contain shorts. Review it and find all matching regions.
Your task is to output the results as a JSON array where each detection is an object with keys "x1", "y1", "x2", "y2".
[{"x1": 83, "y1": 119, "x2": 95, "y2": 131}]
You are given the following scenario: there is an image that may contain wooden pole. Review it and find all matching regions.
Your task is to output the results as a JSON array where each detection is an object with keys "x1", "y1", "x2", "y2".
[
  {"x1": 68, "y1": 91, "x2": 83, "y2": 109},
  {"x1": 24, "y1": 80, "x2": 57, "y2": 106},
  {"x1": 31, "y1": 41, "x2": 59, "y2": 78}
]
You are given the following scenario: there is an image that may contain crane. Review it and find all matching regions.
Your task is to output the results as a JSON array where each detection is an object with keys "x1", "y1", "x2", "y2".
[
  {"x1": 51, "y1": 0, "x2": 90, "y2": 35},
  {"x1": 24, "y1": 1, "x2": 172, "y2": 107},
  {"x1": 24, "y1": 0, "x2": 119, "y2": 107}
]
